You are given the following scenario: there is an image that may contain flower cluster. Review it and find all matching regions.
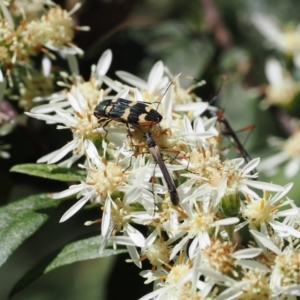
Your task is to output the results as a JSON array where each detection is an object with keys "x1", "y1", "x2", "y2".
[
  {"x1": 251, "y1": 12, "x2": 300, "y2": 179},
  {"x1": 27, "y1": 50, "x2": 300, "y2": 299},
  {"x1": 0, "y1": 0, "x2": 85, "y2": 69},
  {"x1": 0, "y1": 0, "x2": 88, "y2": 158}
]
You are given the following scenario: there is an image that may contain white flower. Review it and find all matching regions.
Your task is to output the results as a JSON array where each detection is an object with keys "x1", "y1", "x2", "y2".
[
  {"x1": 238, "y1": 183, "x2": 299, "y2": 238},
  {"x1": 26, "y1": 50, "x2": 112, "y2": 166},
  {"x1": 259, "y1": 130, "x2": 300, "y2": 178},
  {"x1": 252, "y1": 12, "x2": 300, "y2": 63},
  {"x1": 139, "y1": 252, "x2": 213, "y2": 300},
  {"x1": 262, "y1": 58, "x2": 299, "y2": 107},
  {"x1": 116, "y1": 60, "x2": 169, "y2": 99}
]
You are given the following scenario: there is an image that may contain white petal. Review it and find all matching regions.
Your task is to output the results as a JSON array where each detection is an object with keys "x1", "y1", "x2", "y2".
[
  {"x1": 173, "y1": 102, "x2": 208, "y2": 112},
  {"x1": 0, "y1": 1, "x2": 14, "y2": 28},
  {"x1": 277, "y1": 207, "x2": 298, "y2": 217},
  {"x1": 145, "y1": 230, "x2": 158, "y2": 248},
  {"x1": 231, "y1": 248, "x2": 262, "y2": 259},
  {"x1": 47, "y1": 140, "x2": 77, "y2": 164},
  {"x1": 242, "y1": 158, "x2": 260, "y2": 174},
  {"x1": 169, "y1": 235, "x2": 190, "y2": 260},
  {"x1": 250, "y1": 229, "x2": 281, "y2": 255},
  {"x1": 193, "y1": 117, "x2": 205, "y2": 133},
  {"x1": 109, "y1": 236, "x2": 136, "y2": 246},
  {"x1": 216, "y1": 285, "x2": 244, "y2": 300},
  {"x1": 54, "y1": 109, "x2": 78, "y2": 125},
  {"x1": 198, "y1": 267, "x2": 237, "y2": 284},
  {"x1": 147, "y1": 61, "x2": 164, "y2": 94},
  {"x1": 30, "y1": 102, "x2": 69, "y2": 114},
  {"x1": 284, "y1": 157, "x2": 300, "y2": 177},
  {"x1": 188, "y1": 235, "x2": 200, "y2": 259},
  {"x1": 54, "y1": 183, "x2": 84, "y2": 199},
  {"x1": 0, "y1": 70, "x2": 4, "y2": 100},
  {"x1": 269, "y1": 182, "x2": 293, "y2": 205},
  {"x1": 42, "y1": 56, "x2": 52, "y2": 77},
  {"x1": 97, "y1": 49, "x2": 112, "y2": 76},
  {"x1": 67, "y1": 92, "x2": 82, "y2": 113},
  {"x1": 116, "y1": 71, "x2": 147, "y2": 90},
  {"x1": 239, "y1": 184, "x2": 260, "y2": 199},
  {"x1": 126, "y1": 244, "x2": 142, "y2": 269},
  {"x1": 281, "y1": 284, "x2": 300, "y2": 296},
  {"x1": 84, "y1": 139, "x2": 102, "y2": 165},
  {"x1": 258, "y1": 151, "x2": 289, "y2": 171},
  {"x1": 251, "y1": 13, "x2": 283, "y2": 46},
  {"x1": 203, "y1": 116, "x2": 218, "y2": 132},
  {"x1": 100, "y1": 76, "x2": 123, "y2": 93},
  {"x1": 265, "y1": 58, "x2": 284, "y2": 84},
  {"x1": 235, "y1": 259, "x2": 270, "y2": 271},
  {"x1": 293, "y1": 52, "x2": 300, "y2": 68},
  {"x1": 25, "y1": 112, "x2": 66, "y2": 124},
  {"x1": 59, "y1": 193, "x2": 91, "y2": 222},
  {"x1": 133, "y1": 88, "x2": 143, "y2": 102},
  {"x1": 214, "y1": 217, "x2": 239, "y2": 226},
  {"x1": 101, "y1": 198, "x2": 111, "y2": 236},
  {"x1": 183, "y1": 115, "x2": 194, "y2": 133},
  {"x1": 245, "y1": 180, "x2": 285, "y2": 192},
  {"x1": 124, "y1": 223, "x2": 146, "y2": 248},
  {"x1": 37, "y1": 148, "x2": 62, "y2": 163}
]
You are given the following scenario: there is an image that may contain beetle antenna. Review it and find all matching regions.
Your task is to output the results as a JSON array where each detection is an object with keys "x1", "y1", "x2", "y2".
[{"x1": 154, "y1": 73, "x2": 181, "y2": 112}]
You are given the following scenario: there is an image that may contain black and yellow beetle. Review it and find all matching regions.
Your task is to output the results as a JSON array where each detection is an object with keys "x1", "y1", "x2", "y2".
[
  {"x1": 94, "y1": 98, "x2": 162, "y2": 129},
  {"x1": 94, "y1": 97, "x2": 179, "y2": 206}
]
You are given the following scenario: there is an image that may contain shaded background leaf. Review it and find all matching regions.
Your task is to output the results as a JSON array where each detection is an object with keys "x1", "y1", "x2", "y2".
[
  {"x1": 0, "y1": 194, "x2": 63, "y2": 267},
  {"x1": 10, "y1": 164, "x2": 86, "y2": 182},
  {"x1": 10, "y1": 236, "x2": 127, "y2": 298}
]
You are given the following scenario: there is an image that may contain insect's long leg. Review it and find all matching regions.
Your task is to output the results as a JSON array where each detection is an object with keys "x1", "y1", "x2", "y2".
[
  {"x1": 204, "y1": 108, "x2": 257, "y2": 176},
  {"x1": 99, "y1": 119, "x2": 111, "y2": 138},
  {"x1": 145, "y1": 133, "x2": 179, "y2": 206},
  {"x1": 218, "y1": 117, "x2": 256, "y2": 169}
]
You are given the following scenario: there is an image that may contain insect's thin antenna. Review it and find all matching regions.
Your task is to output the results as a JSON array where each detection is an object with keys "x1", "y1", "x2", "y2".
[
  {"x1": 154, "y1": 73, "x2": 181, "y2": 112},
  {"x1": 209, "y1": 75, "x2": 227, "y2": 105}
]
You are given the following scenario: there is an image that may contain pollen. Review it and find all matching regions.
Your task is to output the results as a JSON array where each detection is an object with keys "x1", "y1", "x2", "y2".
[
  {"x1": 202, "y1": 239, "x2": 234, "y2": 275},
  {"x1": 166, "y1": 264, "x2": 191, "y2": 284},
  {"x1": 189, "y1": 147, "x2": 222, "y2": 180},
  {"x1": 177, "y1": 282, "x2": 201, "y2": 300},
  {"x1": 265, "y1": 77, "x2": 299, "y2": 106},
  {"x1": 282, "y1": 130, "x2": 300, "y2": 158},
  {"x1": 0, "y1": 20, "x2": 28, "y2": 65},
  {"x1": 69, "y1": 86, "x2": 102, "y2": 138},
  {"x1": 274, "y1": 251, "x2": 300, "y2": 286},
  {"x1": 144, "y1": 239, "x2": 170, "y2": 266},
  {"x1": 24, "y1": 6, "x2": 74, "y2": 47},
  {"x1": 188, "y1": 147, "x2": 241, "y2": 188},
  {"x1": 242, "y1": 192, "x2": 273, "y2": 226},
  {"x1": 238, "y1": 269, "x2": 270, "y2": 299},
  {"x1": 72, "y1": 110, "x2": 99, "y2": 137},
  {"x1": 76, "y1": 80, "x2": 101, "y2": 109},
  {"x1": 110, "y1": 199, "x2": 131, "y2": 231},
  {"x1": 188, "y1": 211, "x2": 214, "y2": 235},
  {"x1": 282, "y1": 26, "x2": 300, "y2": 55},
  {"x1": 87, "y1": 161, "x2": 126, "y2": 199}
]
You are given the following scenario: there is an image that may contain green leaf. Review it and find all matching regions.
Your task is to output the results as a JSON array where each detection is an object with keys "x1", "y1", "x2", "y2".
[
  {"x1": 44, "y1": 236, "x2": 127, "y2": 273},
  {"x1": 10, "y1": 164, "x2": 86, "y2": 182},
  {"x1": 10, "y1": 236, "x2": 127, "y2": 297},
  {"x1": 0, "y1": 194, "x2": 64, "y2": 267}
]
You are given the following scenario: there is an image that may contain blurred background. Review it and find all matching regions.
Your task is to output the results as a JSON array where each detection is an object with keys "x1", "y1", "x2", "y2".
[{"x1": 1, "y1": 0, "x2": 300, "y2": 299}]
